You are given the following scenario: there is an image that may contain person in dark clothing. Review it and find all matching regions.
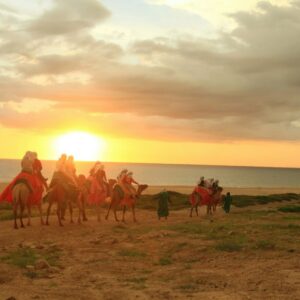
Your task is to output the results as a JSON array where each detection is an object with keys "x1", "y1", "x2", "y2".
[
  {"x1": 155, "y1": 189, "x2": 172, "y2": 220},
  {"x1": 223, "y1": 192, "x2": 232, "y2": 213}
]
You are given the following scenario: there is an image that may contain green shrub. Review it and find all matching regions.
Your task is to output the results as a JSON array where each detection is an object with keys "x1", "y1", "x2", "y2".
[
  {"x1": 278, "y1": 205, "x2": 300, "y2": 213},
  {"x1": 215, "y1": 240, "x2": 243, "y2": 252}
]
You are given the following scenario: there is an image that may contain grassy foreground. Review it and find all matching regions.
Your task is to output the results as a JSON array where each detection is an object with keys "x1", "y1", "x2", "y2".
[{"x1": 0, "y1": 201, "x2": 299, "y2": 299}]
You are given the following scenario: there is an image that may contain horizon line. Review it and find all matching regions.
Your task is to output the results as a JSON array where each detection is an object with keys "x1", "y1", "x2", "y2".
[{"x1": 0, "y1": 158, "x2": 299, "y2": 170}]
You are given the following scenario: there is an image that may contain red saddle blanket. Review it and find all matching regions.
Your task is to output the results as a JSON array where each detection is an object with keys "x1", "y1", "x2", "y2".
[
  {"x1": 0, "y1": 172, "x2": 42, "y2": 205},
  {"x1": 189, "y1": 186, "x2": 213, "y2": 206}
]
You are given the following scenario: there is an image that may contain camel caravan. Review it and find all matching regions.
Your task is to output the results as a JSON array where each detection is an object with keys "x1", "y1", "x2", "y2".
[
  {"x1": 0, "y1": 152, "x2": 226, "y2": 229},
  {"x1": 189, "y1": 177, "x2": 224, "y2": 217}
]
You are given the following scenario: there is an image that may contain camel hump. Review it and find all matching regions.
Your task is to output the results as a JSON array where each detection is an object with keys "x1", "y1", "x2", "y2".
[
  {"x1": 12, "y1": 182, "x2": 30, "y2": 203},
  {"x1": 13, "y1": 179, "x2": 33, "y2": 193}
]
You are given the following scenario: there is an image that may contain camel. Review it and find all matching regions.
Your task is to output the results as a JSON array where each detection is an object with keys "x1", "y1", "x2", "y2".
[
  {"x1": 105, "y1": 184, "x2": 148, "y2": 223},
  {"x1": 210, "y1": 187, "x2": 223, "y2": 213},
  {"x1": 77, "y1": 182, "x2": 88, "y2": 224},
  {"x1": 12, "y1": 182, "x2": 31, "y2": 229},
  {"x1": 189, "y1": 187, "x2": 220, "y2": 217},
  {"x1": 45, "y1": 182, "x2": 67, "y2": 226},
  {"x1": 189, "y1": 192, "x2": 201, "y2": 217},
  {"x1": 95, "y1": 179, "x2": 116, "y2": 222},
  {"x1": 77, "y1": 191, "x2": 88, "y2": 224}
]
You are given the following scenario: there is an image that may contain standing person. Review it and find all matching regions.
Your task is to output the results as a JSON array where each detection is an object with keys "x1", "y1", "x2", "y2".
[
  {"x1": 155, "y1": 189, "x2": 171, "y2": 220},
  {"x1": 223, "y1": 192, "x2": 232, "y2": 213}
]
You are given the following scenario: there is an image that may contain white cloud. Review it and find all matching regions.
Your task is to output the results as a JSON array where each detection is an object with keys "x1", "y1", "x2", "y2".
[{"x1": 147, "y1": 0, "x2": 292, "y2": 29}]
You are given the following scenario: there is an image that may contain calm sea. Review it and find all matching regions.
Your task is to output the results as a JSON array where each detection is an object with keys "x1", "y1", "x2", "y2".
[{"x1": 0, "y1": 159, "x2": 300, "y2": 188}]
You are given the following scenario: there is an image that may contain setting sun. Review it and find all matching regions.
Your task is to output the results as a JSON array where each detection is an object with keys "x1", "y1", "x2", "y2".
[{"x1": 53, "y1": 132, "x2": 106, "y2": 161}]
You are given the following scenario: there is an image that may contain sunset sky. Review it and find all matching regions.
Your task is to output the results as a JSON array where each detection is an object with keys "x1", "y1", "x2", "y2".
[{"x1": 0, "y1": 0, "x2": 300, "y2": 167}]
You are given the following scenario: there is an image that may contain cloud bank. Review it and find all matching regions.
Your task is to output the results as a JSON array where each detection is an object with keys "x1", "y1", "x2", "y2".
[{"x1": 0, "y1": 0, "x2": 299, "y2": 142}]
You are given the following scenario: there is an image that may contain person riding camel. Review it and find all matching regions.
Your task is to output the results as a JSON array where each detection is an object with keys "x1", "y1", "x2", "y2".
[
  {"x1": 65, "y1": 155, "x2": 77, "y2": 185},
  {"x1": 123, "y1": 171, "x2": 139, "y2": 198},
  {"x1": 32, "y1": 152, "x2": 48, "y2": 190},
  {"x1": 89, "y1": 162, "x2": 108, "y2": 195},
  {"x1": 97, "y1": 163, "x2": 108, "y2": 194},
  {"x1": 198, "y1": 176, "x2": 205, "y2": 187},
  {"x1": 212, "y1": 179, "x2": 219, "y2": 193},
  {"x1": 49, "y1": 154, "x2": 76, "y2": 193},
  {"x1": 21, "y1": 151, "x2": 34, "y2": 174},
  {"x1": 0, "y1": 151, "x2": 38, "y2": 203},
  {"x1": 117, "y1": 169, "x2": 128, "y2": 184}
]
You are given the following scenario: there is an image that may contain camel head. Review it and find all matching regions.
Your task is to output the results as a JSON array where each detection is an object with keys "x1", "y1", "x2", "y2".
[{"x1": 137, "y1": 184, "x2": 148, "y2": 196}]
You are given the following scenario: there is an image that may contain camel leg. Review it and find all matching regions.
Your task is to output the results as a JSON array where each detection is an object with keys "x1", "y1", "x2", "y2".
[
  {"x1": 132, "y1": 205, "x2": 137, "y2": 223},
  {"x1": 113, "y1": 205, "x2": 119, "y2": 222},
  {"x1": 57, "y1": 202, "x2": 64, "y2": 227},
  {"x1": 82, "y1": 198, "x2": 88, "y2": 221},
  {"x1": 61, "y1": 201, "x2": 66, "y2": 221},
  {"x1": 38, "y1": 203, "x2": 44, "y2": 225},
  {"x1": 13, "y1": 203, "x2": 18, "y2": 229},
  {"x1": 77, "y1": 197, "x2": 82, "y2": 224},
  {"x1": 69, "y1": 201, "x2": 74, "y2": 223},
  {"x1": 97, "y1": 204, "x2": 101, "y2": 222},
  {"x1": 46, "y1": 201, "x2": 53, "y2": 226},
  {"x1": 122, "y1": 206, "x2": 126, "y2": 223},
  {"x1": 27, "y1": 202, "x2": 31, "y2": 226},
  {"x1": 20, "y1": 202, "x2": 25, "y2": 228},
  {"x1": 78, "y1": 210, "x2": 82, "y2": 224},
  {"x1": 105, "y1": 203, "x2": 112, "y2": 220},
  {"x1": 207, "y1": 205, "x2": 212, "y2": 216},
  {"x1": 190, "y1": 206, "x2": 193, "y2": 217},
  {"x1": 196, "y1": 205, "x2": 199, "y2": 216}
]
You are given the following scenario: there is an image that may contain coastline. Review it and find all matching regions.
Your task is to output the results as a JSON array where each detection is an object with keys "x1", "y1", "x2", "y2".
[
  {"x1": 145, "y1": 186, "x2": 300, "y2": 195},
  {"x1": 1, "y1": 182, "x2": 300, "y2": 196}
]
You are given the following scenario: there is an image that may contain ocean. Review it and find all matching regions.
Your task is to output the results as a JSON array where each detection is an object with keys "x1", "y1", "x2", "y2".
[{"x1": 0, "y1": 159, "x2": 300, "y2": 188}]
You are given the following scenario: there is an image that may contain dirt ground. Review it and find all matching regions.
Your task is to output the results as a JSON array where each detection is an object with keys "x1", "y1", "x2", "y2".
[{"x1": 0, "y1": 201, "x2": 299, "y2": 300}]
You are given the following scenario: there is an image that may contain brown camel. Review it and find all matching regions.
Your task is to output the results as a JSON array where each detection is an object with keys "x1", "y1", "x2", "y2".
[
  {"x1": 189, "y1": 192, "x2": 201, "y2": 217},
  {"x1": 76, "y1": 175, "x2": 89, "y2": 224},
  {"x1": 12, "y1": 182, "x2": 31, "y2": 229},
  {"x1": 105, "y1": 184, "x2": 148, "y2": 223},
  {"x1": 211, "y1": 187, "x2": 223, "y2": 213},
  {"x1": 95, "y1": 179, "x2": 116, "y2": 222},
  {"x1": 190, "y1": 188, "x2": 221, "y2": 217},
  {"x1": 45, "y1": 183, "x2": 66, "y2": 226}
]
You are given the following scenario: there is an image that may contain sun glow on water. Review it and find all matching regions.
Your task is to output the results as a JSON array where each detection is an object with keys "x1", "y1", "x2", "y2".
[{"x1": 53, "y1": 131, "x2": 106, "y2": 161}]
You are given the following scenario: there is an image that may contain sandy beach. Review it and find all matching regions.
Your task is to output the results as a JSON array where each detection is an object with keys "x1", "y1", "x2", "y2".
[{"x1": 139, "y1": 185, "x2": 300, "y2": 196}]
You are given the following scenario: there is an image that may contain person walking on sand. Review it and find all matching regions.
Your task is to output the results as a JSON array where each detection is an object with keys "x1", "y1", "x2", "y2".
[
  {"x1": 155, "y1": 189, "x2": 171, "y2": 220},
  {"x1": 223, "y1": 192, "x2": 232, "y2": 213}
]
